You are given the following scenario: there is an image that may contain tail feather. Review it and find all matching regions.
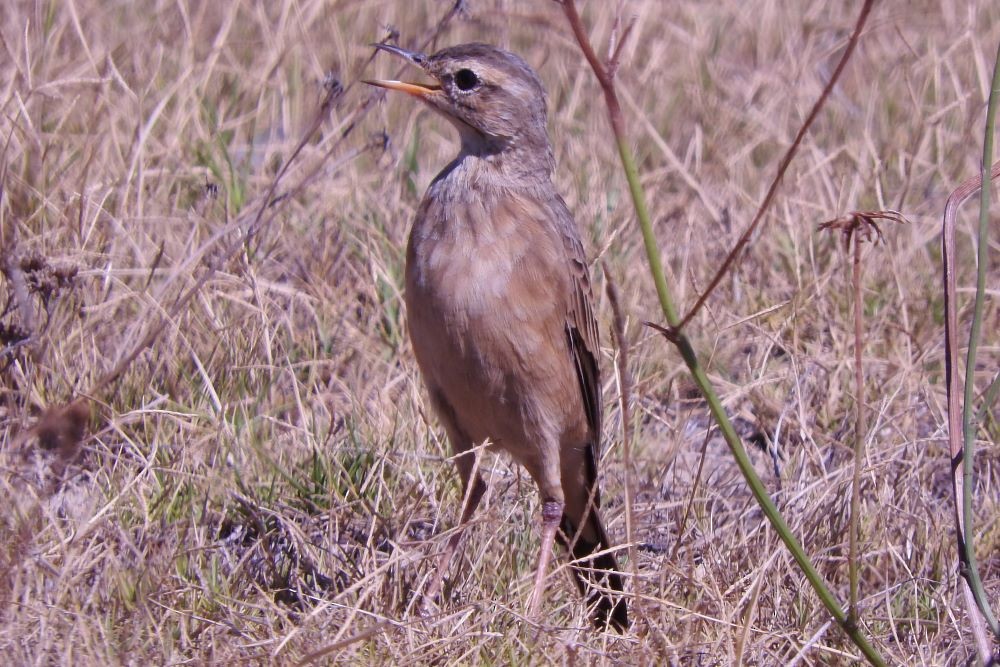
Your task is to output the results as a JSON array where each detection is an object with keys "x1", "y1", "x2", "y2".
[{"x1": 558, "y1": 509, "x2": 629, "y2": 632}]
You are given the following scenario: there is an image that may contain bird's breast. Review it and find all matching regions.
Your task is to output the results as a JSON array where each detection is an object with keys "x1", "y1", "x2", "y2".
[
  {"x1": 407, "y1": 185, "x2": 549, "y2": 317},
  {"x1": 404, "y1": 184, "x2": 570, "y2": 392}
]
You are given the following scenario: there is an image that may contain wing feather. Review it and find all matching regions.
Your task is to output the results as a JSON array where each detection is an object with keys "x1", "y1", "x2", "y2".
[{"x1": 550, "y1": 194, "x2": 603, "y2": 458}]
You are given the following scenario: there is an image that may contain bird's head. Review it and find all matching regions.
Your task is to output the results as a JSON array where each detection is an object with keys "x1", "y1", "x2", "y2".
[{"x1": 365, "y1": 43, "x2": 552, "y2": 169}]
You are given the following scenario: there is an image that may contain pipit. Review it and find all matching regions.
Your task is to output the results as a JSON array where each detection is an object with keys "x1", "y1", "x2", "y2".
[{"x1": 366, "y1": 42, "x2": 627, "y2": 631}]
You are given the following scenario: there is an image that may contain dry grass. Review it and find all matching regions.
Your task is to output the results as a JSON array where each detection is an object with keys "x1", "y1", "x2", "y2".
[{"x1": 1, "y1": 0, "x2": 998, "y2": 664}]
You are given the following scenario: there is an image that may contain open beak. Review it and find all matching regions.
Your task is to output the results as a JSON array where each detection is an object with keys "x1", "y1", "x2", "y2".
[
  {"x1": 364, "y1": 79, "x2": 440, "y2": 98},
  {"x1": 364, "y1": 44, "x2": 441, "y2": 99}
]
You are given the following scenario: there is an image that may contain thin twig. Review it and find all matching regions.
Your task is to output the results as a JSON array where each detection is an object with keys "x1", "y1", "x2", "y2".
[
  {"x1": 605, "y1": 3, "x2": 635, "y2": 80},
  {"x1": 296, "y1": 621, "x2": 391, "y2": 665},
  {"x1": 13, "y1": 0, "x2": 470, "y2": 450},
  {"x1": 669, "y1": 426, "x2": 711, "y2": 563},
  {"x1": 818, "y1": 209, "x2": 907, "y2": 626},
  {"x1": 677, "y1": 0, "x2": 876, "y2": 330},
  {"x1": 602, "y1": 262, "x2": 641, "y2": 621},
  {"x1": 100, "y1": 81, "x2": 344, "y2": 399},
  {"x1": 557, "y1": 1, "x2": 885, "y2": 663},
  {"x1": 942, "y1": 43, "x2": 1000, "y2": 659},
  {"x1": 960, "y1": 39, "x2": 1000, "y2": 649},
  {"x1": 7, "y1": 79, "x2": 347, "y2": 458},
  {"x1": 848, "y1": 228, "x2": 866, "y2": 627}
]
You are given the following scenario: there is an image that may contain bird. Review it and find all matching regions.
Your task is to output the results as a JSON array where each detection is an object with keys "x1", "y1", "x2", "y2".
[{"x1": 365, "y1": 42, "x2": 628, "y2": 632}]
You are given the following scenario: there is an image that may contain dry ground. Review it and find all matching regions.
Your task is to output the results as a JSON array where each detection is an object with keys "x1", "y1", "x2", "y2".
[{"x1": 1, "y1": 0, "x2": 999, "y2": 664}]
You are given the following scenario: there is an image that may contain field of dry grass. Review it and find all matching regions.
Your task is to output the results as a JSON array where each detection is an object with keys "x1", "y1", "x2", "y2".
[{"x1": 1, "y1": 0, "x2": 999, "y2": 664}]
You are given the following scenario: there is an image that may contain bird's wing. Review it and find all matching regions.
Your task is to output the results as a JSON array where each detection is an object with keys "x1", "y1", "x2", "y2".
[{"x1": 551, "y1": 194, "x2": 603, "y2": 457}]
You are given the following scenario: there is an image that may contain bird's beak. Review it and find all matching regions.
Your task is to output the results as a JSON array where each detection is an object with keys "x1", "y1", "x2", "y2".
[
  {"x1": 364, "y1": 79, "x2": 441, "y2": 98},
  {"x1": 364, "y1": 43, "x2": 441, "y2": 99}
]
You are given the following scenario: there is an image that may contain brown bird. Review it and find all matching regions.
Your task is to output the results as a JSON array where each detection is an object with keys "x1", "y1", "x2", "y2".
[{"x1": 366, "y1": 42, "x2": 627, "y2": 631}]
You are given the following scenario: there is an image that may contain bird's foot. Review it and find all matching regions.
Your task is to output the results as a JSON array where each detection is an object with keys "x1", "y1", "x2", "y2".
[{"x1": 527, "y1": 499, "x2": 564, "y2": 620}]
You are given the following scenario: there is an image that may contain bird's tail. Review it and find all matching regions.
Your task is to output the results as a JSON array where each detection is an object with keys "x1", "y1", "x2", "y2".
[{"x1": 558, "y1": 505, "x2": 629, "y2": 632}]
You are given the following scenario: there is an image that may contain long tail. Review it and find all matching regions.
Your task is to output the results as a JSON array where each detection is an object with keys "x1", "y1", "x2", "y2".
[{"x1": 558, "y1": 505, "x2": 629, "y2": 632}]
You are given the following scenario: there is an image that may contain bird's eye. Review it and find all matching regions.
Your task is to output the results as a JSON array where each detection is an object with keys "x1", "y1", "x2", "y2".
[{"x1": 454, "y1": 69, "x2": 479, "y2": 91}]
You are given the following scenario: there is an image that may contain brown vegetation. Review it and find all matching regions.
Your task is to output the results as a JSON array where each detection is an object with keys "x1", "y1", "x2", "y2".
[{"x1": 1, "y1": 1, "x2": 998, "y2": 664}]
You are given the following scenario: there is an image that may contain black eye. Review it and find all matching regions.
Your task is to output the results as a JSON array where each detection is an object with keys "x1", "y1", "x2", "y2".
[{"x1": 454, "y1": 69, "x2": 479, "y2": 91}]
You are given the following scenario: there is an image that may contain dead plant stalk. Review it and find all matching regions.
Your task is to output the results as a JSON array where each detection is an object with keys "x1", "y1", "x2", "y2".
[
  {"x1": 818, "y1": 209, "x2": 908, "y2": 627},
  {"x1": 556, "y1": 0, "x2": 884, "y2": 663}
]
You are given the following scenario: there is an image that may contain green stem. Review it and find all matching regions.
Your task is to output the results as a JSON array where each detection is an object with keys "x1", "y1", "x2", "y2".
[
  {"x1": 560, "y1": 1, "x2": 885, "y2": 661},
  {"x1": 613, "y1": 135, "x2": 885, "y2": 666},
  {"x1": 613, "y1": 136, "x2": 678, "y2": 324},
  {"x1": 960, "y1": 39, "x2": 1000, "y2": 638}
]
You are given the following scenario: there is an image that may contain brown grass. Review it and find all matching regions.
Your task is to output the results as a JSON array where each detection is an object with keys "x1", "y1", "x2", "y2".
[{"x1": 1, "y1": 1, "x2": 998, "y2": 664}]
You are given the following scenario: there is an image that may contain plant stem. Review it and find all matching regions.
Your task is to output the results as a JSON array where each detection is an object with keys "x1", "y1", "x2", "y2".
[
  {"x1": 942, "y1": 158, "x2": 1000, "y2": 662},
  {"x1": 558, "y1": 2, "x2": 885, "y2": 663},
  {"x1": 960, "y1": 39, "x2": 1000, "y2": 638},
  {"x1": 848, "y1": 227, "x2": 864, "y2": 625},
  {"x1": 677, "y1": 0, "x2": 875, "y2": 329},
  {"x1": 603, "y1": 266, "x2": 642, "y2": 619}
]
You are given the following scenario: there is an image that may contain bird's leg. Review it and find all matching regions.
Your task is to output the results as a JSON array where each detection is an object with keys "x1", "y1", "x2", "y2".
[
  {"x1": 422, "y1": 450, "x2": 486, "y2": 605},
  {"x1": 528, "y1": 499, "x2": 564, "y2": 619}
]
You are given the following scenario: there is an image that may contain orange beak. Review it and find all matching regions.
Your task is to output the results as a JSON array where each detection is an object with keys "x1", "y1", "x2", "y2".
[
  {"x1": 363, "y1": 79, "x2": 441, "y2": 99},
  {"x1": 364, "y1": 43, "x2": 441, "y2": 99}
]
